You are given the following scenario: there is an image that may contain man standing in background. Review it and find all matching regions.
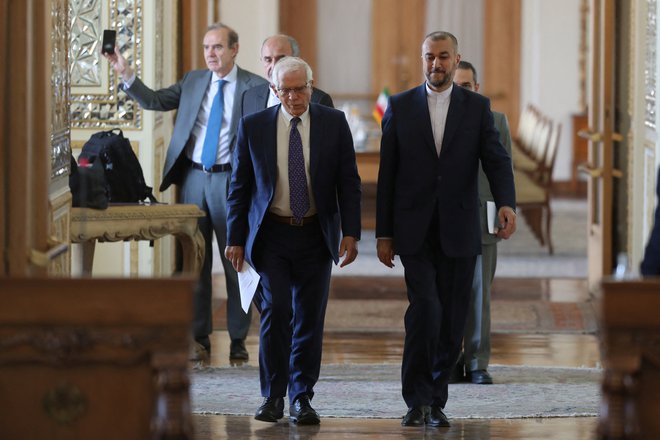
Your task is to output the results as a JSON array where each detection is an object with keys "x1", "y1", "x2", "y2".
[
  {"x1": 242, "y1": 34, "x2": 334, "y2": 116},
  {"x1": 451, "y1": 60, "x2": 513, "y2": 385},
  {"x1": 105, "y1": 23, "x2": 268, "y2": 363}
]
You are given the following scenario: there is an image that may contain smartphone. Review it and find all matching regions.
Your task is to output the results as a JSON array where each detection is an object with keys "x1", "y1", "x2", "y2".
[{"x1": 101, "y1": 30, "x2": 116, "y2": 55}]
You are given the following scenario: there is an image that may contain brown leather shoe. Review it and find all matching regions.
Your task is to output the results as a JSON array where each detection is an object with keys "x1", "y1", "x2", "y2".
[
  {"x1": 230, "y1": 339, "x2": 249, "y2": 360},
  {"x1": 189, "y1": 341, "x2": 210, "y2": 362},
  {"x1": 427, "y1": 406, "x2": 450, "y2": 427}
]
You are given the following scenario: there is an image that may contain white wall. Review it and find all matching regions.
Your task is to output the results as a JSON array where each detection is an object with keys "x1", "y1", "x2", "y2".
[
  {"x1": 220, "y1": 0, "x2": 279, "y2": 79},
  {"x1": 317, "y1": 0, "x2": 372, "y2": 94},
  {"x1": 521, "y1": 0, "x2": 582, "y2": 181},
  {"x1": 425, "y1": 0, "x2": 484, "y2": 76}
]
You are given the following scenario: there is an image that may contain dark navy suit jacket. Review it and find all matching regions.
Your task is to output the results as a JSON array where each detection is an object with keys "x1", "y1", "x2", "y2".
[
  {"x1": 641, "y1": 168, "x2": 660, "y2": 275},
  {"x1": 226, "y1": 103, "x2": 361, "y2": 266},
  {"x1": 376, "y1": 84, "x2": 515, "y2": 258}
]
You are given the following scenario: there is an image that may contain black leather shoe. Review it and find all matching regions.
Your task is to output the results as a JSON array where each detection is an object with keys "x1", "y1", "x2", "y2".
[
  {"x1": 401, "y1": 406, "x2": 428, "y2": 427},
  {"x1": 254, "y1": 397, "x2": 284, "y2": 422},
  {"x1": 467, "y1": 369, "x2": 493, "y2": 384},
  {"x1": 427, "y1": 406, "x2": 450, "y2": 427},
  {"x1": 229, "y1": 339, "x2": 249, "y2": 360},
  {"x1": 289, "y1": 395, "x2": 320, "y2": 425}
]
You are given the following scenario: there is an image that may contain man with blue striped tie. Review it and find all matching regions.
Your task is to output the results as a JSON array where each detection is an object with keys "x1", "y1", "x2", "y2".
[{"x1": 104, "y1": 23, "x2": 268, "y2": 363}]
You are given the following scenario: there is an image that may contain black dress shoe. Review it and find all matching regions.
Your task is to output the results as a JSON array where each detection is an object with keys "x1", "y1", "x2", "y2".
[
  {"x1": 467, "y1": 369, "x2": 493, "y2": 384},
  {"x1": 254, "y1": 397, "x2": 284, "y2": 422},
  {"x1": 401, "y1": 406, "x2": 428, "y2": 427},
  {"x1": 289, "y1": 395, "x2": 320, "y2": 425},
  {"x1": 427, "y1": 406, "x2": 450, "y2": 427},
  {"x1": 229, "y1": 339, "x2": 249, "y2": 360}
]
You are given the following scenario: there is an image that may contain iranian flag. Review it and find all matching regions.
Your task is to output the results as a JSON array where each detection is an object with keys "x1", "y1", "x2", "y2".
[{"x1": 372, "y1": 87, "x2": 390, "y2": 125}]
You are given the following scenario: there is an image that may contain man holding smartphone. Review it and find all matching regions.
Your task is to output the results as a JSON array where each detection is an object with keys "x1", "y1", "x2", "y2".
[{"x1": 103, "y1": 23, "x2": 268, "y2": 364}]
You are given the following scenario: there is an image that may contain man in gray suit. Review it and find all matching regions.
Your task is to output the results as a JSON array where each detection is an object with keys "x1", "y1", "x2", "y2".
[
  {"x1": 241, "y1": 34, "x2": 333, "y2": 116},
  {"x1": 451, "y1": 60, "x2": 513, "y2": 384},
  {"x1": 105, "y1": 23, "x2": 268, "y2": 362}
]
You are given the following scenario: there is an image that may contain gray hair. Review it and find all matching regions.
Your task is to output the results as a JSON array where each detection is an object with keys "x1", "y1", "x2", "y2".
[
  {"x1": 270, "y1": 57, "x2": 313, "y2": 88},
  {"x1": 206, "y1": 23, "x2": 239, "y2": 48},
  {"x1": 261, "y1": 34, "x2": 300, "y2": 57}
]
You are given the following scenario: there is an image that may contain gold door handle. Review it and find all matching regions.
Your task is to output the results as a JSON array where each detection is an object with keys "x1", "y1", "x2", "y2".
[
  {"x1": 577, "y1": 129, "x2": 623, "y2": 142},
  {"x1": 30, "y1": 237, "x2": 69, "y2": 267},
  {"x1": 577, "y1": 163, "x2": 623, "y2": 178}
]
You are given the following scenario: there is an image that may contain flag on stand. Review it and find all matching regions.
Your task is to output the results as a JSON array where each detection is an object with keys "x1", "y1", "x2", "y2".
[{"x1": 372, "y1": 87, "x2": 390, "y2": 126}]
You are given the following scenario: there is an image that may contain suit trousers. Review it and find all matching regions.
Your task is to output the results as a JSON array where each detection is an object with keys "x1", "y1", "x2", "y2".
[
  {"x1": 399, "y1": 225, "x2": 476, "y2": 409},
  {"x1": 463, "y1": 243, "x2": 498, "y2": 371},
  {"x1": 180, "y1": 167, "x2": 249, "y2": 349},
  {"x1": 252, "y1": 216, "x2": 332, "y2": 405}
]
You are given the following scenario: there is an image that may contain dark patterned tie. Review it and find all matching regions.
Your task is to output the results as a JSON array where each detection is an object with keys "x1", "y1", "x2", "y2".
[
  {"x1": 201, "y1": 79, "x2": 227, "y2": 169},
  {"x1": 288, "y1": 117, "x2": 310, "y2": 223}
]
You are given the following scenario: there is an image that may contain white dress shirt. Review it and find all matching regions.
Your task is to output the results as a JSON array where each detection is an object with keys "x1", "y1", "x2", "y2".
[
  {"x1": 269, "y1": 107, "x2": 317, "y2": 217},
  {"x1": 426, "y1": 82, "x2": 453, "y2": 156},
  {"x1": 267, "y1": 86, "x2": 280, "y2": 107}
]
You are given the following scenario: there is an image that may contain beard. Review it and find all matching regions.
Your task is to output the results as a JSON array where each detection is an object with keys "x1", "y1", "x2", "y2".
[{"x1": 426, "y1": 69, "x2": 452, "y2": 89}]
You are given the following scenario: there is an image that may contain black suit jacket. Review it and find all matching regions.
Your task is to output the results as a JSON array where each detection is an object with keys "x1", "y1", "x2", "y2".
[
  {"x1": 641, "y1": 167, "x2": 660, "y2": 275},
  {"x1": 241, "y1": 83, "x2": 334, "y2": 117},
  {"x1": 376, "y1": 84, "x2": 515, "y2": 257}
]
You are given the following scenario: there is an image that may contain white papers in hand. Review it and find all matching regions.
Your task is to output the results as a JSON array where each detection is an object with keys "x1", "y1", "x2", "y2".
[
  {"x1": 487, "y1": 201, "x2": 498, "y2": 235},
  {"x1": 238, "y1": 262, "x2": 260, "y2": 313}
]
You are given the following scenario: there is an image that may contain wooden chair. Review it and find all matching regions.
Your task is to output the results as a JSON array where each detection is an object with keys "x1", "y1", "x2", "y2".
[
  {"x1": 0, "y1": 278, "x2": 195, "y2": 440},
  {"x1": 514, "y1": 121, "x2": 562, "y2": 254}
]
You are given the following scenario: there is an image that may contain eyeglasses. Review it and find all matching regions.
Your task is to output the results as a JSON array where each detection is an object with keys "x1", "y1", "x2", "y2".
[{"x1": 276, "y1": 84, "x2": 310, "y2": 96}]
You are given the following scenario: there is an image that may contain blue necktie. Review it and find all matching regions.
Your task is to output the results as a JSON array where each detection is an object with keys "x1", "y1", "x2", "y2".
[
  {"x1": 289, "y1": 117, "x2": 310, "y2": 222},
  {"x1": 201, "y1": 79, "x2": 227, "y2": 169}
]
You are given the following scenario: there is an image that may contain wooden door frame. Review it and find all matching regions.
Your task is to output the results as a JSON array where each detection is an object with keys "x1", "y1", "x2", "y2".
[{"x1": 1, "y1": 0, "x2": 52, "y2": 276}]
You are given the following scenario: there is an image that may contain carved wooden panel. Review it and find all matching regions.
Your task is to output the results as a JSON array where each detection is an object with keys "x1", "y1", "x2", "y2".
[
  {"x1": 0, "y1": 278, "x2": 195, "y2": 440},
  {"x1": 599, "y1": 279, "x2": 660, "y2": 439}
]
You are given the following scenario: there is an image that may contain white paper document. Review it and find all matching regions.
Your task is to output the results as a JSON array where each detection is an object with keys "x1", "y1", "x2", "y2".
[
  {"x1": 487, "y1": 201, "x2": 498, "y2": 235},
  {"x1": 238, "y1": 262, "x2": 260, "y2": 313}
]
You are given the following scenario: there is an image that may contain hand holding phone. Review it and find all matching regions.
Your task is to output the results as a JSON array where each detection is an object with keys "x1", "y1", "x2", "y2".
[{"x1": 101, "y1": 30, "x2": 116, "y2": 55}]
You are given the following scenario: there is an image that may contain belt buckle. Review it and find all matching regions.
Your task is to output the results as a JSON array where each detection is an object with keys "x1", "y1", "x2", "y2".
[
  {"x1": 202, "y1": 165, "x2": 212, "y2": 173},
  {"x1": 290, "y1": 217, "x2": 303, "y2": 226}
]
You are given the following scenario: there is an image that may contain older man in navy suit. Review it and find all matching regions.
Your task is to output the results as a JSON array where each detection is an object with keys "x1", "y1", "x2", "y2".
[
  {"x1": 225, "y1": 57, "x2": 361, "y2": 425},
  {"x1": 376, "y1": 31, "x2": 517, "y2": 427},
  {"x1": 105, "y1": 23, "x2": 268, "y2": 363}
]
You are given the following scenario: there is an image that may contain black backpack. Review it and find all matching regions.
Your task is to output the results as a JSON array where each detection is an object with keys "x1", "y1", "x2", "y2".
[{"x1": 78, "y1": 129, "x2": 157, "y2": 204}]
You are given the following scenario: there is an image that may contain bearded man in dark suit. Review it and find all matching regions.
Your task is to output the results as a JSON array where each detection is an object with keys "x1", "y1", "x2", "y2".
[{"x1": 376, "y1": 31, "x2": 517, "y2": 428}]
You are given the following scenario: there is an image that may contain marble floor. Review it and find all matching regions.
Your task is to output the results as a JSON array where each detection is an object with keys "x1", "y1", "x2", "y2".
[{"x1": 192, "y1": 277, "x2": 600, "y2": 439}]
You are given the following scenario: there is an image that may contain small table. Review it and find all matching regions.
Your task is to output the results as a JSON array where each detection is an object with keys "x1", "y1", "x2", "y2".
[{"x1": 70, "y1": 204, "x2": 205, "y2": 275}]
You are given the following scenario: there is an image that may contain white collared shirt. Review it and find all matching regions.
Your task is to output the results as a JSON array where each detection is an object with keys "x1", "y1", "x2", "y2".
[
  {"x1": 188, "y1": 64, "x2": 238, "y2": 165},
  {"x1": 270, "y1": 106, "x2": 317, "y2": 217},
  {"x1": 426, "y1": 82, "x2": 453, "y2": 156},
  {"x1": 267, "y1": 86, "x2": 280, "y2": 107}
]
